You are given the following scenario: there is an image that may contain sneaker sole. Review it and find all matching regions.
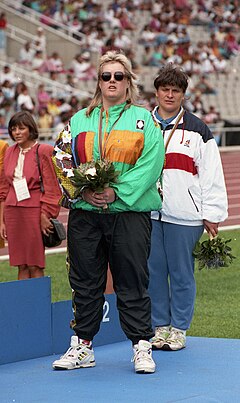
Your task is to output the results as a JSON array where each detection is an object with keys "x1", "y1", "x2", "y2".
[
  {"x1": 162, "y1": 343, "x2": 185, "y2": 351},
  {"x1": 53, "y1": 361, "x2": 96, "y2": 370},
  {"x1": 135, "y1": 368, "x2": 155, "y2": 374},
  {"x1": 151, "y1": 343, "x2": 164, "y2": 350}
]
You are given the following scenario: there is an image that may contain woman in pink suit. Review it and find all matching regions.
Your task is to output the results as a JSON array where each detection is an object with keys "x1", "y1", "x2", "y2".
[
  {"x1": 0, "y1": 111, "x2": 61, "y2": 279},
  {"x1": 0, "y1": 139, "x2": 8, "y2": 249}
]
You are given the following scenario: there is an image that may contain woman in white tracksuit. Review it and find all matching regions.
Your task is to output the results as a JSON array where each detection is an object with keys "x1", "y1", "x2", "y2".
[{"x1": 148, "y1": 63, "x2": 228, "y2": 351}]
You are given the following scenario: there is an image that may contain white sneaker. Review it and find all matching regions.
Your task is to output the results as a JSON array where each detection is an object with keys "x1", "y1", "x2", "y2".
[
  {"x1": 151, "y1": 326, "x2": 171, "y2": 350},
  {"x1": 162, "y1": 327, "x2": 186, "y2": 351},
  {"x1": 132, "y1": 340, "x2": 156, "y2": 374},
  {"x1": 52, "y1": 335, "x2": 96, "y2": 370}
]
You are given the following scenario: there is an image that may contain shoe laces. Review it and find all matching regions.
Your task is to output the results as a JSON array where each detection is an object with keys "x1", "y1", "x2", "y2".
[
  {"x1": 60, "y1": 342, "x2": 91, "y2": 360},
  {"x1": 60, "y1": 346, "x2": 77, "y2": 359},
  {"x1": 152, "y1": 326, "x2": 170, "y2": 342},
  {"x1": 132, "y1": 347, "x2": 152, "y2": 363},
  {"x1": 168, "y1": 328, "x2": 185, "y2": 342}
]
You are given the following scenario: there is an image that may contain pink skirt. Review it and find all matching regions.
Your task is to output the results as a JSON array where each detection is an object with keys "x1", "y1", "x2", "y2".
[{"x1": 4, "y1": 206, "x2": 45, "y2": 268}]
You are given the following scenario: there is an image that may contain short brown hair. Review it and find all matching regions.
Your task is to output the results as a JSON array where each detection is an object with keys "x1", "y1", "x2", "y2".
[
  {"x1": 8, "y1": 111, "x2": 39, "y2": 141},
  {"x1": 154, "y1": 63, "x2": 189, "y2": 93}
]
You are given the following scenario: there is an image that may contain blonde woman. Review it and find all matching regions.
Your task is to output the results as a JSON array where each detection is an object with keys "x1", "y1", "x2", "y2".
[{"x1": 52, "y1": 51, "x2": 165, "y2": 374}]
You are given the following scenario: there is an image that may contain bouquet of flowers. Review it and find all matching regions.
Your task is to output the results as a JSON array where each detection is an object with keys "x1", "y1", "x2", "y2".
[
  {"x1": 71, "y1": 159, "x2": 119, "y2": 206},
  {"x1": 193, "y1": 236, "x2": 236, "y2": 270}
]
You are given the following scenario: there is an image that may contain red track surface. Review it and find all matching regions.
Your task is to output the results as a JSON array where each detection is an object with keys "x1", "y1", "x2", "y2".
[
  {"x1": 1, "y1": 149, "x2": 239, "y2": 260},
  {"x1": 220, "y1": 150, "x2": 240, "y2": 228}
]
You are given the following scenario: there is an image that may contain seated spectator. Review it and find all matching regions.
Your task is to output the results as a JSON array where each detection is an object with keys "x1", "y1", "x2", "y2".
[
  {"x1": 0, "y1": 113, "x2": 7, "y2": 137},
  {"x1": 37, "y1": 83, "x2": 51, "y2": 111},
  {"x1": 37, "y1": 106, "x2": 54, "y2": 131},
  {"x1": 32, "y1": 26, "x2": 47, "y2": 55},
  {"x1": 148, "y1": 45, "x2": 165, "y2": 67},
  {"x1": 213, "y1": 54, "x2": 228, "y2": 74},
  {"x1": 16, "y1": 83, "x2": 35, "y2": 113},
  {"x1": 69, "y1": 14, "x2": 83, "y2": 39},
  {"x1": 0, "y1": 12, "x2": 7, "y2": 54},
  {"x1": 1, "y1": 80, "x2": 15, "y2": 102},
  {"x1": 47, "y1": 96, "x2": 61, "y2": 126},
  {"x1": 18, "y1": 41, "x2": 35, "y2": 67},
  {"x1": 48, "y1": 51, "x2": 64, "y2": 73},
  {"x1": 0, "y1": 88, "x2": 4, "y2": 106},
  {"x1": 70, "y1": 52, "x2": 96, "y2": 81},
  {"x1": 65, "y1": 74, "x2": 77, "y2": 89},
  {"x1": 0, "y1": 99, "x2": 14, "y2": 127},
  {"x1": 117, "y1": 9, "x2": 136, "y2": 31},
  {"x1": 68, "y1": 95, "x2": 80, "y2": 114},
  {"x1": 114, "y1": 28, "x2": 132, "y2": 50},
  {"x1": 195, "y1": 75, "x2": 217, "y2": 94},
  {"x1": 0, "y1": 65, "x2": 17, "y2": 86},
  {"x1": 139, "y1": 24, "x2": 156, "y2": 48},
  {"x1": 191, "y1": 92, "x2": 205, "y2": 119},
  {"x1": 52, "y1": 3, "x2": 69, "y2": 29},
  {"x1": 32, "y1": 50, "x2": 45, "y2": 72},
  {"x1": 204, "y1": 106, "x2": 222, "y2": 145}
]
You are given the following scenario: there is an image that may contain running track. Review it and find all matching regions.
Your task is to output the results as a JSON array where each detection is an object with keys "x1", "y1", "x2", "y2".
[{"x1": 0, "y1": 148, "x2": 239, "y2": 260}]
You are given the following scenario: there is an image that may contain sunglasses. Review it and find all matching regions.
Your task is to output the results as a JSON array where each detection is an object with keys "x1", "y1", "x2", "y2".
[{"x1": 101, "y1": 71, "x2": 126, "y2": 82}]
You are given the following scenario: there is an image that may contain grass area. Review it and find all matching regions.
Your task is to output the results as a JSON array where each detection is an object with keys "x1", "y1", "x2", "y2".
[{"x1": 0, "y1": 229, "x2": 239, "y2": 339}]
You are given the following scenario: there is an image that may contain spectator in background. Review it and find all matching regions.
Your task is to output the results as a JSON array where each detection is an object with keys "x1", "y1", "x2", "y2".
[
  {"x1": 1, "y1": 80, "x2": 15, "y2": 102},
  {"x1": 53, "y1": 3, "x2": 69, "y2": 27},
  {"x1": 0, "y1": 99, "x2": 14, "y2": 127},
  {"x1": 32, "y1": 26, "x2": 47, "y2": 55},
  {"x1": 16, "y1": 83, "x2": 35, "y2": 113},
  {"x1": 31, "y1": 50, "x2": 45, "y2": 72},
  {"x1": 0, "y1": 111, "x2": 61, "y2": 279},
  {"x1": 36, "y1": 83, "x2": 51, "y2": 111},
  {"x1": 0, "y1": 114, "x2": 7, "y2": 137},
  {"x1": 48, "y1": 51, "x2": 64, "y2": 73},
  {"x1": 70, "y1": 52, "x2": 96, "y2": 81},
  {"x1": 0, "y1": 12, "x2": 7, "y2": 55},
  {"x1": 47, "y1": 96, "x2": 61, "y2": 126},
  {"x1": 37, "y1": 106, "x2": 54, "y2": 131},
  {"x1": 194, "y1": 75, "x2": 217, "y2": 95},
  {"x1": 0, "y1": 65, "x2": 17, "y2": 86},
  {"x1": 204, "y1": 105, "x2": 222, "y2": 145},
  {"x1": 18, "y1": 41, "x2": 35, "y2": 67}
]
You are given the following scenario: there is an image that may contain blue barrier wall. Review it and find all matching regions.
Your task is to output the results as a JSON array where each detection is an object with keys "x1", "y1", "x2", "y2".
[{"x1": 0, "y1": 277, "x2": 126, "y2": 365}]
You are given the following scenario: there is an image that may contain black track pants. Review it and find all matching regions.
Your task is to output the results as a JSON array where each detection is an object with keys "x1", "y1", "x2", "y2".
[{"x1": 67, "y1": 209, "x2": 154, "y2": 345}]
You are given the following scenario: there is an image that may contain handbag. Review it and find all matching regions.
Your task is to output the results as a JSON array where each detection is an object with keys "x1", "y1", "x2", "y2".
[
  {"x1": 36, "y1": 144, "x2": 66, "y2": 248},
  {"x1": 42, "y1": 218, "x2": 66, "y2": 248}
]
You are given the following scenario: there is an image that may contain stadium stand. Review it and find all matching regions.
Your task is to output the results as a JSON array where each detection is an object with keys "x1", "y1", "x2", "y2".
[{"x1": 0, "y1": 0, "x2": 239, "y2": 144}]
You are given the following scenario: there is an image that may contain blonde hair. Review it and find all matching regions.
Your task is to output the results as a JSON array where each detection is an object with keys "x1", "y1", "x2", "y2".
[{"x1": 86, "y1": 50, "x2": 140, "y2": 116}]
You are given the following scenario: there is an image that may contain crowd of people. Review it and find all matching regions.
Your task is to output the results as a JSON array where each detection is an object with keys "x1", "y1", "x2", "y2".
[{"x1": 0, "y1": 0, "x2": 239, "y2": 141}]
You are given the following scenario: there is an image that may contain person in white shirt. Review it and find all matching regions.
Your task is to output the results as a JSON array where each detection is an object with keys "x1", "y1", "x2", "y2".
[
  {"x1": 18, "y1": 41, "x2": 35, "y2": 67},
  {"x1": 148, "y1": 63, "x2": 228, "y2": 352}
]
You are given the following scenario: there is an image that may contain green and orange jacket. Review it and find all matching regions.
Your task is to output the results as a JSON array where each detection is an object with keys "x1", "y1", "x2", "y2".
[{"x1": 53, "y1": 102, "x2": 165, "y2": 213}]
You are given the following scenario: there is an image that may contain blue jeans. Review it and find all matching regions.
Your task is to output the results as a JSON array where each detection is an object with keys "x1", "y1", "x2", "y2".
[{"x1": 148, "y1": 219, "x2": 204, "y2": 330}]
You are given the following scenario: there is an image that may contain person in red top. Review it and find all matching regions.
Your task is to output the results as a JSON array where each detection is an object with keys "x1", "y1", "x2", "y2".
[
  {"x1": 0, "y1": 111, "x2": 61, "y2": 279},
  {"x1": 0, "y1": 12, "x2": 7, "y2": 52},
  {"x1": 0, "y1": 139, "x2": 8, "y2": 249}
]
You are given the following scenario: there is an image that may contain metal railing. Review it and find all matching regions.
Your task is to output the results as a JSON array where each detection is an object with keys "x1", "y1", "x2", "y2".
[
  {"x1": 0, "y1": 0, "x2": 85, "y2": 44},
  {"x1": 0, "y1": 59, "x2": 93, "y2": 100},
  {"x1": 1, "y1": 126, "x2": 240, "y2": 147}
]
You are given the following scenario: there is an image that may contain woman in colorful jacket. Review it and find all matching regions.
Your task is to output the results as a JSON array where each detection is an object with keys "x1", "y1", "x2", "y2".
[
  {"x1": 52, "y1": 51, "x2": 165, "y2": 374},
  {"x1": 148, "y1": 63, "x2": 228, "y2": 352}
]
